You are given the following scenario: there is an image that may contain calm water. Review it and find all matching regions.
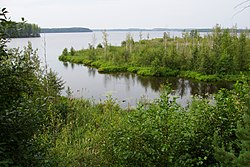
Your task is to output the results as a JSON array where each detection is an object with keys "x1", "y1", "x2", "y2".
[{"x1": 8, "y1": 31, "x2": 232, "y2": 107}]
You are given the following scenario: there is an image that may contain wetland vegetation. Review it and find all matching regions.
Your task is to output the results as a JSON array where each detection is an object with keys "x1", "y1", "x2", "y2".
[
  {"x1": 1, "y1": 7, "x2": 250, "y2": 167},
  {"x1": 59, "y1": 27, "x2": 250, "y2": 82}
]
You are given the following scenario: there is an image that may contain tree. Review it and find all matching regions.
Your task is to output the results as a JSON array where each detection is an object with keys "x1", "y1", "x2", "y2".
[
  {"x1": 62, "y1": 48, "x2": 68, "y2": 56},
  {"x1": 213, "y1": 81, "x2": 250, "y2": 167},
  {"x1": 236, "y1": 32, "x2": 248, "y2": 71},
  {"x1": 0, "y1": 8, "x2": 10, "y2": 59},
  {"x1": 70, "y1": 46, "x2": 75, "y2": 56},
  {"x1": 235, "y1": 103, "x2": 250, "y2": 166},
  {"x1": 125, "y1": 33, "x2": 134, "y2": 54},
  {"x1": 0, "y1": 8, "x2": 64, "y2": 166},
  {"x1": 163, "y1": 32, "x2": 169, "y2": 55},
  {"x1": 190, "y1": 29, "x2": 199, "y2": 39},
  {"x1": 102, "y1": 30, "x2": 109, "y2": 59},
  {"x1": 92, "y1": 33, "x2": 97, "y2": 49},
  {"x1": 190, "y1": 42, "x2": 199, "y2": 71},
  {"x1": 4, "y1": 21, "x2": 40, "y2": 38}
]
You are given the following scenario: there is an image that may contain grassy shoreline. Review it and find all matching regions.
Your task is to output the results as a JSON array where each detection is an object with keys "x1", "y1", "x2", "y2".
[{"x1": 59, "y1": 55, "x2": 250, "y2": 82}]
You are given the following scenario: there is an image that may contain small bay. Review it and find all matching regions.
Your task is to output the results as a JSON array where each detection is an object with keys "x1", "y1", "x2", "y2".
[{"x1": 8, "y1": 31, "x2": 232, "y2": 107}]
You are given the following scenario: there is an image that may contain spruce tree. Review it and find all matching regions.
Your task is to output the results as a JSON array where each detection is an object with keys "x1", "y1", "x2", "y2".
[
  {"x1": 214, "y1": 81, "x2": 250, "y2": 167},
  {"x1": 236, "y1": 100, "x2": 250, "y2": 166}
]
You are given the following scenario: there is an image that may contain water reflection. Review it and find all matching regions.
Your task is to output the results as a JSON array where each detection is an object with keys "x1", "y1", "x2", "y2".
[
  {"x1": 88, "y1": 67, "x2": 96, "y2": 77},
  {"x1": 10, "y1": 31, "x2": 221, "y2": 108},
  {"x1": 63, "y1": 62, "x2": 77, "y2": 70},
  {"x1": 102, "y1": 72, "x2": 233, "y2": 104},
  {"x1": 60, "y1": 61, "x2": 233, "y2": 107},
  {"x1": 63, "y1": 62, "x2": 68, "y2": 68},
  {"x1": 70, "y1": 63, "x2": 75, "y2": 69}
]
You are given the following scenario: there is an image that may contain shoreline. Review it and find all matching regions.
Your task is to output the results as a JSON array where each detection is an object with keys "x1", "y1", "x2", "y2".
[{"x1": 59, "y1": 55, "x2": 249, "y2": 82}]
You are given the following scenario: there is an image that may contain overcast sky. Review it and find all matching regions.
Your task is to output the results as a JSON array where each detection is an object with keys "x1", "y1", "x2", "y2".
[{"x1": 2, "y1": 0, "x2": 250, "y2": 29}]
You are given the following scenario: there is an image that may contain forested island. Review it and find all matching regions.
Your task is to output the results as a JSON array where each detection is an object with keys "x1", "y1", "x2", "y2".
[
  {"x1": 2, "y1": 24, "x2": 92, "y2": 38},
  {"x1": 2, "y1": 21, "x2": 40, "y2": 38},
  {"x1": 41, "y1": 27, "x2": 92, "y2": 33},
  {"x1": 1, "y1": 6, "x2": 250, "y2": 167},
  {"x1": 59, "y1": 27, "x2": 250, "y2": 82}
]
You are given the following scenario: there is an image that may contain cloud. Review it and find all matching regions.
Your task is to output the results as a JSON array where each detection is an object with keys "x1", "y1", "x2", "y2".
[{"x1": 1, "y1": 0, "x2": 249, "y2": 28}]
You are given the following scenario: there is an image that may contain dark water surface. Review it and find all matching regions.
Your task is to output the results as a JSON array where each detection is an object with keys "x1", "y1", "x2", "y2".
[{"x1": 8, "y1": 31, "x2": 233, "y2": 107}]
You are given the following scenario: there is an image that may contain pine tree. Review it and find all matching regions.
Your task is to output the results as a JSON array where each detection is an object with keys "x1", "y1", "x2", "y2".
[{"x1": 237, "y1": 32, "x2": 248, "y2": 71}]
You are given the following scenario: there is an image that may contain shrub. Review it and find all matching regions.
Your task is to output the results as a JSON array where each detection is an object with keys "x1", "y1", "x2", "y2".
[
  {"x1": 137, "y1": 67, "x2": 156, "y2": 76},
  {"x1": 127, "y1": 67, "x2": 140, "y2": 73},
  {"x1": 98, "y1": 66, "x2": 127, "y2": 73}
]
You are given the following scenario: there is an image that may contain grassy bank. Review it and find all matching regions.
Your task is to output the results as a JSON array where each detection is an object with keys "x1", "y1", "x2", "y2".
[{"x1": 59, "y1": 54, "x2": 250, "y2": 82}]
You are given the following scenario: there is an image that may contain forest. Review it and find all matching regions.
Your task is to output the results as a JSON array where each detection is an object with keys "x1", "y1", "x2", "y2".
[
  {"x1": 41, "y1": 27, "x2": 92, "y2": 33},
  {"x1": 1, "y1": 19, "x2": 40, "y2": 38},
  {"x1": 59, "y1": 28, "x2": 250, "y2": 82},
  {"x1": 1, "y1": 7, "x2": 250, "y2": 167}
]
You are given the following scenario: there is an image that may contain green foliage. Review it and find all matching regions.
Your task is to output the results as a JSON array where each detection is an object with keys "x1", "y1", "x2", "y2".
[
  {"x1": 37, "y1": 81, "x2": 249, "y2": 166},
  {"x1": 2, "y1": 9, "x2": 249, "y2": 166},
  {"x1": 0, "y1": 8, "x2": 10, "y2": 59},
  {"x1": 0, "y1": 9, "x2": 65, "y2": 166},
  {"x1": 3, "y1": 21, "x2": 40, "y2": 38},
  {"x1": 127, "y1": 66, "x2": 140, "y2": 73},
  {"x1": 0, "y1": 43, "x2": 65, "y2": 166},
  {"x1": 55, "y1": 26, "x2": 250, "y2": 165},
  {"x1": 62, "y1": 48, "x2": 68, "y2": 56},
  {"x1": 59, "y1": 26, "x2": 250, "y2": 82},
  {"x1": 137, "y1": 67, "x2": 156, "y2": 76},
  {"x1": 98, "y1": 66, "x2": 127, "y2": 73},
  {"x1": 236, "y1": 107, "x2": 250, "y2": 166},
  {"x1": 3, "y1": 36, "x2": 246, "y2": 167},
  {"x1": 213, "y1": 80, "x2": 250, "y2": 167},
  {"x1": 70, "y1": 46, "x2": 76, "y2": 56},
  {"x1": 42, "y1": 97, "x2": 123, "y2": 167},
  {"x1": 180, "y1": 71, "x2": 220, "y2": 82},
  {"x1": 156, "y1": 67, "x2": 179, "y2": 77}
]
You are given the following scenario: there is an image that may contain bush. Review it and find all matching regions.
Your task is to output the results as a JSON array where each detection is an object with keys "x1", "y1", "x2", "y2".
[
  {"x1": 137, "y1": 67, "x2": 156, "y2": 76},
  {"x1": 157, "y1": 67, "x2": 179, "y2": 77},
  {"x1": 91, "y1": 60, "x2": 102, "y2": 68},
  {"x1": 180, "y1": 71, "x2": 220, "y2": 82},
  {"x1": 98, "y1": 66, "x2": 127, "y2": 73},
  {"x1": 127, "y1": 66, "x2": 140, "y2": 73},
  {"x1": 0, "y1": 42, "x2": 65, "y2": 166},
  {"x1": 35, "y1": 82, "x2": 250, "y2": 166}
]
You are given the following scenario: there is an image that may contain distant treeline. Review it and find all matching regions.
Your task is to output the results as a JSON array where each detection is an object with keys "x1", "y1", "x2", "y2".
[
  {"x1": 2, "y1": 21, "x2": 41, "y2": 38},
  {"x1": 41, "y1": 27, "x2": 92, "y2": 33},
  {"x1": 92, "y1": 28, "x2": 249, "y2": 33},
  {"x1": 92, "y1": 28, "x2": 213, "y2": 32}
]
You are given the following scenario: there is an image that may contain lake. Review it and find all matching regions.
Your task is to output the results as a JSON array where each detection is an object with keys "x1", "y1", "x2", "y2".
[{"x1": 8, "y1": 31, "x2": 232, "y2": 107}]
